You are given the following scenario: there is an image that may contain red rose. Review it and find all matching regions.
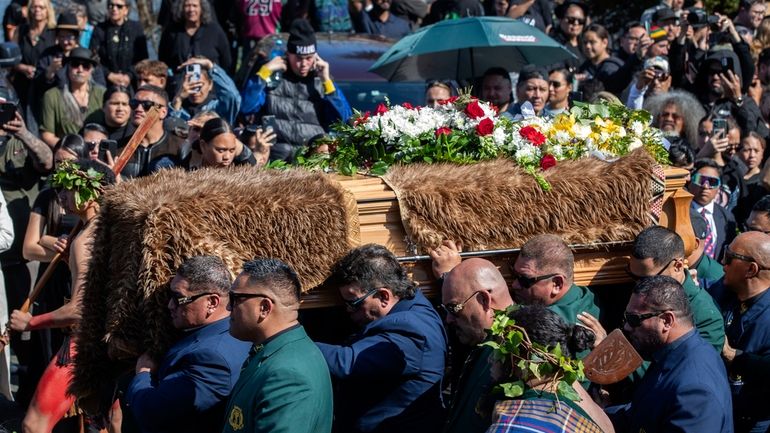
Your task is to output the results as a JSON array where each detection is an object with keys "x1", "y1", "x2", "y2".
[
  {"x1": 519, "y1": 126, "x2": 546, "y2": 146},
  {"x1": 402, "y1": 102, "x2": 414, "y2": 109},
  {"x1": 354, "y1": 111, "x2": 371, "y2": 126},
  {"x1": 375, "y1": 103, "x2": 388, "y2": 115},
  {"x1": 435, "y1": 127, "x2": 452, "y2": 137},
  {"x1": 439, "y1": 96, "x2": 459, "y2": 106},
  {"x1": 465, "y1": 100, "x2": 485, "y2": 119},
  {"x1": 540, "y1": 154, "x2": 557, "y2": 170},
  {"x1": 476, "y1": 118, "x2": 494, "y2": 136}
]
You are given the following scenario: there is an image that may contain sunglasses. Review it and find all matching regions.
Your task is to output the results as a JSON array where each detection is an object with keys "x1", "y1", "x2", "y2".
[
  {"x1": 170, "y1": 292, "x2": 213, "y2": 307},
  {"x1": 70, "y1": 61, "x2": 93, "y2": 70},
  {"x1": 108, "y1": 3, "x2": 127, "y2": 8},
  {"x1": 228, "y1": 291, "x2": 271, "y2": 306},
  {"x1": 623, "y1": 310, "x2": 670, "y2": 327},
  {"x1": 439, "y1": 290, "x2": 484, "y2": 315},
  {"x1": 625, "y1": 259, "x2": 673, "y2": 281},
  {"x1": 565, "y1": 16, "x2": 586, "y2": 25},
  {"x1": 129, "y1": 99, "x2": 163, "y2": 111},
  {"x1": 691, "y1": 173, "x2": 722, "y2": 189},
  {"x1": 722, "y1": 249, "x2": 770, "y2": 269},
  {"x1": 510, "y1": 268, "x2": 558, "y2": 289},
  {"x1": 344, "y1": 287, "x2": 379, "y2": 311},
  {"x1": 549, "y1": 80, "x2": 566, "y2": 89}
]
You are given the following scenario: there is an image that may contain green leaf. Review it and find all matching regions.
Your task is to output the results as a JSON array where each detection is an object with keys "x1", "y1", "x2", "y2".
[
  {"x1": 499, "y1": 381, "x2": 525, "y2": 398},
  {"x1": 557, "y1": 380, "x2": 581, "y2": 402}
]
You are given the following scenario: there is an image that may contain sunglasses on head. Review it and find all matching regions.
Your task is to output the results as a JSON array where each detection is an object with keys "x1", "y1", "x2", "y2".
[
  {"x1": 565, "y1": 16, "x2": 586, "y2": 25},
  {"x1": 623, "y1": 310, "x2": 670, "y2": 327},
  {"x1": 129, "y1": 99, "x2": 162, "y2": 111},
  {"x1": 691, "y1": 173, "x2": 721, "y2": 189}
]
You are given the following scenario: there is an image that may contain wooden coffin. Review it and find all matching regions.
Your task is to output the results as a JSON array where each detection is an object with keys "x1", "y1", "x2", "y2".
[{"x1": 301, "y1": 167, "x2": 693, "y2": 308}]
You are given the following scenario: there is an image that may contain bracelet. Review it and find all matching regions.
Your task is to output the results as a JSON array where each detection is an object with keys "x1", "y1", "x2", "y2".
[{"x1": 28, "y1": 312, "x2": 56, "y2": 330}]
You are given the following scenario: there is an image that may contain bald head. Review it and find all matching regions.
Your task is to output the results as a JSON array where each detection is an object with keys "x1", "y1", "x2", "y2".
[
  {"x1": 733, "y1": 232, "x2": 770, "y2": 268},
  {"x1": 444, "y1": 258, "x2": 512, "y2": 309}
]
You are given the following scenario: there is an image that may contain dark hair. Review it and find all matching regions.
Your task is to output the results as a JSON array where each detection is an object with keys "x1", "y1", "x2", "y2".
[
  {"x1": 517, "y1": 65, "x2": 548, "y2": 89},
  {"x1": 326, "y1": 244, "x2": 416, "y2": 300},
  {"x1": 103, "y1": 85, "x2": 132, "y2": 105},
  {"x1": 482, "y1": 67, "x2": 511, "y2": 83},
  {"x1": 54, "y1": 134, "x2": 89, "y2": 159},
  {"x1": 584, "y1": 23, "x2": 611, "y2": 50},
  {"x1": 753, "y1": 195, "x2": 770, "y2": 212},
  {"x1": 241, "y1": 258, "x2": 301, "y2": 304},
  {"x1": 518, "y1": 234, "x2": 574, "y2": 281},
  {"x1": 425, "y1": 78, "x2": 457, "y2": 95},
  {"x1": 632, "y1": 226, "x2": 684, "y2": 265},
  {"x1": 547, "y1": 67, "x2": 574, "y2": 85},
  {"x1": 510, "y1": 305, "x2": 594, "y2": 358},
  {"x1": 135, "y1": 84, "x2": 169, "y2": 104},
  {"x1": 633, "y1": 276, "x2": 693, "y2": 325},
  {"x1": 80, "y1": 122, "x2": 109, "y2": 137},
  {"x1": 668, "y1": 144, "x2": 694, "y2": 167},
  {"x1": 176, "y1": 255, "x2": 232, "y2": 295},
  {"x1": 693, "y1": 158, "x2": 723, "y2": 176},
  {"x1": 624, "y1": 20, "x2": 644, "y2": 33},
  {"x1": 200, "y1": 118, "x2": 233, "y2": 143}
]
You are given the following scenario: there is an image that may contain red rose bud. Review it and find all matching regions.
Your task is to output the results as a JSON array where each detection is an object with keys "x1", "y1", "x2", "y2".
[
  {"x1": 435, "y1": 127, "x2": 452, "y2": 137},
  {"x1": 519, "y1": 126, "x2": 547, "y2": 146},
  {"x1": 403, "y1": 102, "x2": 414, "y2": 109},
  {"x1": 354, "y1": 111, "x2": 371, "y2": 126},
  {"x1": 465, "y1": 100, "x2": 485, "y2": 119},
  {"x1": 540, "y1": 154, "x2": 557, "y2": 170},
  {"x1": 439, "y1": 95, "x2": 459, "y2": 106},
  {"x1": 375, "y1": 103, "x2": 388, "y2": 115},
  {"x1": 476, "y1": 118, "x2": 494, "y2": 136}
]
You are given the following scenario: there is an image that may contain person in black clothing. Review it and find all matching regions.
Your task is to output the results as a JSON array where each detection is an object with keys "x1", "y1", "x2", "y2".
[
  {"x1": 158, "y1": 0, "x2": 232, "y2": 74},
  {"x1": 550, "y1": 0, "x2": 587, "y2": 70},
  {"x1": 12, "y1": 0, "x2": 55, "y2": 121},
  {"x1": 579, "y1": 23, "x2": 641, "y2": 96},
  {"x1": 90, "y1": 0, "x2": 149, "y2": 88},
  {"x1": 351, "y1": 0, "x2": 411, "y2": 39},
  {"x1": 84, "y1": 85, "x2": 134, "y2": 142}
]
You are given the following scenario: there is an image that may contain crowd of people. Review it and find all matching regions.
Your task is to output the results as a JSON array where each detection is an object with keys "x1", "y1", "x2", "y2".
[{"x1": 0, "y1": 0, "x2": 767, "y2": 432}]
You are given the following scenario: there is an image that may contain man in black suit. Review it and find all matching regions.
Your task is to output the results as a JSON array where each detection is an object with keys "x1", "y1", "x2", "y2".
[{"x1": 688, "y1": 158, "x2": 737, "y2": 260}]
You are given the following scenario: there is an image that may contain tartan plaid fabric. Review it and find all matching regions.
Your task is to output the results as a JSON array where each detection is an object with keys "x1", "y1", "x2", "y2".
[{"x1": 486, "y1": 397, "x2": 604, "y2": 433}]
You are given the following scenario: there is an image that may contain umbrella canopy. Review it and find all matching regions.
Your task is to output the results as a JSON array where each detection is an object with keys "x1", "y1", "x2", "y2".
[{"x1": 370, "y1": 17, "x2": 577, "y2": 81}]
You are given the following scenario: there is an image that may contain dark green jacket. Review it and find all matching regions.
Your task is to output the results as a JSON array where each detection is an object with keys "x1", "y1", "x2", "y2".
[
  {"x1": 693, "y1": 253, "x2": 725, "y2": 291},
  {"x1": 222, "y1": 325, "x2": 333, "y2": 433},
  {"x1": 682, "y1": 276, "x2": 725, "y2": 352},
  {"x1": 443, "y1": 345, "x2": 494, "y2": 433},
  {"x1": 548, "y1": 284, "x2": 600, "y2": 326}
]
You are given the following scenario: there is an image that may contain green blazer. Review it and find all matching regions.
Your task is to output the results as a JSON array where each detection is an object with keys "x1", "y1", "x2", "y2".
[{"x1": 222, "y1": 325, "x2": 333, "y2": 433}]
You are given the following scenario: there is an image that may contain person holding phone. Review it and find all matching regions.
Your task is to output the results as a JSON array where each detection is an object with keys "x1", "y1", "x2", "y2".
[
  {"x1": 169, "y1": 56, "x2": 241, "y2": 125},
  {"x1": 240, "y1": 19, "x2": 352, "y2": 162}
]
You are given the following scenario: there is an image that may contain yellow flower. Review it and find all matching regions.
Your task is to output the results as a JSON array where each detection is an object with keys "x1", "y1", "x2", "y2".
[{"x1": 594, "y1": 117, "x2": 622, "y2": 135}]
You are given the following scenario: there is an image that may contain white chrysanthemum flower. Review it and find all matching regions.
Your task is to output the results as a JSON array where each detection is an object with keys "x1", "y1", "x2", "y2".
[
  {"x1": 573, "y1": 124, "x2": 592, "y2": 140},
  {"x1": 493, "y1": 127, "x2": 508, "y2": 147},
  {"x1": 629, "y1": 137, "x2": 644, "y2": 151},
  {"x1": 630, "y1": 121, "x2": 645, "y2": 137}
]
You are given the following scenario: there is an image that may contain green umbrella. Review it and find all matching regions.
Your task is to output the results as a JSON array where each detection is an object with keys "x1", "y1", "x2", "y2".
[{"x1": 369, "y1": 17, "x2": 577, "y2": 81}]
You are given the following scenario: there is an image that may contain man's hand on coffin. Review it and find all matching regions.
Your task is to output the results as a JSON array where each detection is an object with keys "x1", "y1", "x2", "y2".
[
  {"x1": 428, "y1": 240, "x2": 462, "y2": 279},
  {"x1": 577, "y1": 311, "x2": 607, "y2": 348},
  {"x1": 135, "y1": 352, "x2": 159, "y2": 375},
  {"x1": 9, "y1": 310, "x2": 32, "y2": 332}
]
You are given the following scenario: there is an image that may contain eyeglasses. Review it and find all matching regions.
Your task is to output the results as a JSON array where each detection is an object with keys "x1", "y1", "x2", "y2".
[
  {"x1": 565, "y1": 16, "x2": 586, "y2": 25},
  {"x1": 549, "y1": 80, "x2": 566, "y2": 89},
  {"x1": 660, "y1": 111, "x2": 681, "y2": 120},
  {"x1": 344, "y1": 287, "x2": 380, "y2": 311},
  {"x1": 439, "y1": 290, "x2": 484, "y2": 315},
  {"x1": 228, "y1": 291, "x2": 272, "y2": 306},
  {"x1": 691, "y1": 173, "x2": 722, "y2": 189},
  {"x1": 70, "y1": 61, "x2": 93, "y2": 70},
  {"x1": 108, "y1": 3, "x2": 127, "y2": 8},
  {"x1": 510, "y1": 269, "x2": 558, "y2": 288},
  {"x1": 653, "y1": 72, "x2": 670, "y2": 81},
  {"x1": 129, "y1": 99, "x2": 163, "y2": 111},
  {"x1": 623, "y1": 310, "x2": 670, "y2": 327},
  {"x1": 625, "y1": 259, "x2": 674, "y2": 281},
  {"x1": 170, "y1": 292, "x2": 214, "y2": 307},
  {"x1": 722, "y1": 249, "x2": 770, "y2": 269}
]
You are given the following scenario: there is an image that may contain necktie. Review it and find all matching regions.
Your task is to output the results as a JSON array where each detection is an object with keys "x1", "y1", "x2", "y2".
[{"x1": 701, "y1": 207, "x2": 715, "y2": 258}]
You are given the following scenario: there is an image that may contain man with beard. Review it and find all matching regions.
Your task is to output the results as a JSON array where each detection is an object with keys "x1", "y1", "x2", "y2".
[
  {"x1": 605, "y1": 276, "x2": 733, "y2": 432},
  {"x1": 240, "y1": 19, "x2": 351, "y2": 162},
  {"x1": 440, "y1": 258, "x2": 513, "y2": 433},
  {"x1": 509, "y1": 234, "x2": 600, "y2": 334},
  {"x1": 351, "y1": 0, "x2": 411, "y2": 39}
]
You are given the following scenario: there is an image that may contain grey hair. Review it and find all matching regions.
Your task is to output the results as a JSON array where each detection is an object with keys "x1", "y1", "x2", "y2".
[
  {"x1": 644, "y1": 90, "x2": 705, "y2": 150},
  {"x1": 175, "y1": 255, "x2": 233, "y2": 295},
  {"x1": 172, "y1": 0, "x2": 213, "y2": 25}
]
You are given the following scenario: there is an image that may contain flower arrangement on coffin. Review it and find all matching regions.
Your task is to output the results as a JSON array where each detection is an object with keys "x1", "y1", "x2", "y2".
[{"x1": 299, "y1": 94, "x2": 669, "y2": 189}]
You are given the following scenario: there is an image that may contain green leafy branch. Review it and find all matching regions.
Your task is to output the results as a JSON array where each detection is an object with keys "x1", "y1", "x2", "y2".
[
  {"x1": 481, "y1": 307, "x2": 585, "y2": 403},
  {"x1": 51, "y1": 161, "x2": 105, "y2": 209}
]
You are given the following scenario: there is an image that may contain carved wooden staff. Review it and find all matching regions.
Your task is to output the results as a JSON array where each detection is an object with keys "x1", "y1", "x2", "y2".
[{"x1": 0, "y1": 106, "x2": 161, "y2": 349}]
